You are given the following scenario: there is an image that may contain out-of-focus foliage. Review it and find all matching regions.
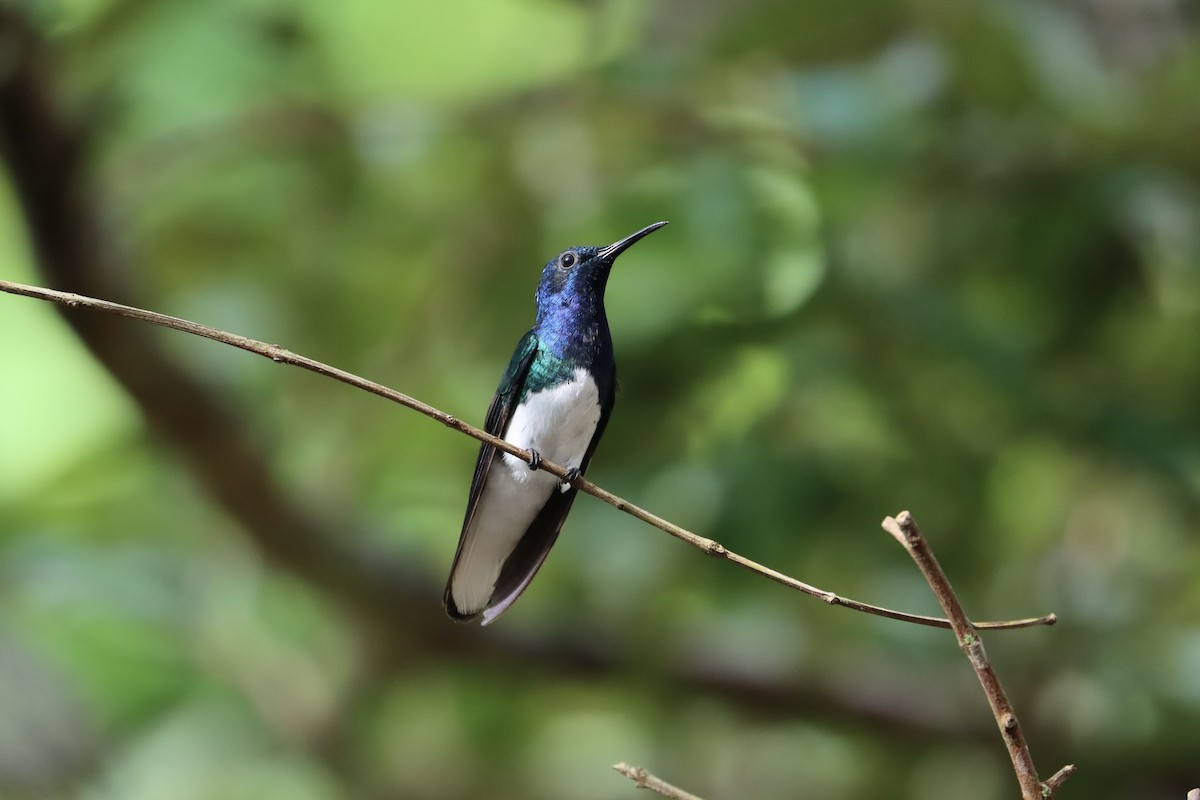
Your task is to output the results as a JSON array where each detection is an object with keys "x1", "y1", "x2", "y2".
[{"x1": 2, "y1": 0, "x2": 1199, "y2": 798}]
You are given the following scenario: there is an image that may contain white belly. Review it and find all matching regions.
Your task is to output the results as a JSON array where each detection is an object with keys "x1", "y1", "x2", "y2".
[{"x1": 449, "y1": 368, "x2": 601, "y2": 615}]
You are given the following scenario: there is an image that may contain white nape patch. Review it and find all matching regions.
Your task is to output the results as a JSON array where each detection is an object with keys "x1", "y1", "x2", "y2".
[{"x1": 450, "y1": 368, "x2": 601, "y2": 615}]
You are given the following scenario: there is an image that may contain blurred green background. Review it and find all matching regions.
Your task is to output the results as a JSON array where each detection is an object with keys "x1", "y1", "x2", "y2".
[{"x1": 1, "y1": 0, "x2": 1199, "y2": 798}]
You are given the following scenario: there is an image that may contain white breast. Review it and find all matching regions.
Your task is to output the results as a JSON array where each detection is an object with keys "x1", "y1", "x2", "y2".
[
  {"x1": 499, "y1": 367, "x2": 601, "y2": 483},
  {"x1": 449, "y1": 368, "x2": 601, "y2": 616}
]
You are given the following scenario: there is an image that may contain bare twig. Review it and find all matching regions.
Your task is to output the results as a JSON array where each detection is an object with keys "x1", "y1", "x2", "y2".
[
  {"x1": 882, "y1": 511, "x2": 1075, "y2": 799},
  {"x1": 613, "y1": 763, "x2": 710, "y2": 800},
  {"x1": 0, "y1": 278, "x2": 1055, "y2": 633},
  {"x1": 1045, "y1": 763, "x2": 1077, "y2": 792}
]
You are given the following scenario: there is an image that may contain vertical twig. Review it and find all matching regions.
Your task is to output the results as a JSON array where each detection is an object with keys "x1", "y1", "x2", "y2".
[{"x1": 882, "y1": 511, "x2": 1075, "y2": 800}]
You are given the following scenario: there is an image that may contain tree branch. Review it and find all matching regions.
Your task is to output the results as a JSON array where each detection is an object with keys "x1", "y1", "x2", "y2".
[
  {"x1": 613, "y1": 763, "x2": 710, "y2": 800},
  {"x1": 882, "y1": 511, "x2": 1075, "y2": 799},
  {"x1": 0, "y1": 277, "x2": 1054, "y2": 633}
]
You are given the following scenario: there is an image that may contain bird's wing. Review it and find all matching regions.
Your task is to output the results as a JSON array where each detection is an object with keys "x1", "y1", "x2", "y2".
[
  {"x1": 443, "y1": 332, "x2": 539, "y2": 617},
  {"x1": 480, "y1": 378, "x2": 616, "y2": 625}
]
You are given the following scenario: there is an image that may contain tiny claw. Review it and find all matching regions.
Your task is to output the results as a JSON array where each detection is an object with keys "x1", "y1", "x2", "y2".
[
  {"x1": 560, "y1": 467, "x2": 581, "y2": 493},
  {"x1": 526, "y1": 449, "x2": 542, "y2": 471}
]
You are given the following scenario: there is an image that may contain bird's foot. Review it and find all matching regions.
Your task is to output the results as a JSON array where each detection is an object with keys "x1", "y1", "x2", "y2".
[
  {"x1": 526, "y1": 449, "x2": 542, "y2": 471},
  {"x1": 559, "y1": 467, "x2": 581, "y2": 493}
]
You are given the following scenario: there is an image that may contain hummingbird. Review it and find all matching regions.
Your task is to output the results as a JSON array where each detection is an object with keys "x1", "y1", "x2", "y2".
[{"x1": 444, "y1": 221, "x2": 668, "y2": 624}]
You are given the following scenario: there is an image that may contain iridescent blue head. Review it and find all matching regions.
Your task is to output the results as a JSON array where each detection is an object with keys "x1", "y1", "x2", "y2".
[{"x1": 533, "y1": 221, "x2": 667, "y2": 359}]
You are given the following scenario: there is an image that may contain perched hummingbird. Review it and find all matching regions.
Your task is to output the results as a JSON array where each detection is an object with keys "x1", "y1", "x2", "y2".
[{"x1": 444, "y1": 221, "x2": 668, "y2": 624}]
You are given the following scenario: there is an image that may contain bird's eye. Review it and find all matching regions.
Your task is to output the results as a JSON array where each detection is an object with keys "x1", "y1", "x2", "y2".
[{"x1": 558, "y1": 252, "x2": 577, "y2": 270}]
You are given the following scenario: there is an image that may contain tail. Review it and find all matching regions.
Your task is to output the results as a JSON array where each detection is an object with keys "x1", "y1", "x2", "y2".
[
  {"x1": 443, "y1": 487, "x2": 579, "y2": 625},
  {"x1": 443, "y1": 590, "x2": 481, "y2": 623}
]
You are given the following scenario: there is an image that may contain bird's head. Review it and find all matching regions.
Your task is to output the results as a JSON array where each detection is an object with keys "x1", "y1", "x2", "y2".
[{"x1": 534, "y1": 221, "x2": 668, "y2": 323}]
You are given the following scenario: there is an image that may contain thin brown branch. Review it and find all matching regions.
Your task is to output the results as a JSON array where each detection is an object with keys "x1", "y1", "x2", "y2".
[
  {"x1": 882, "y1": 511, "x2": 1074, "y2": 800},
  {"x1": 0, "y1": 3, "x2": 432, "y2": 634},
  {"x1": 0, "y1": 277, "x2": 1054, "y2": 633},
  {"x1": 613, "y1": 763, "x2": 710, "y2": 800}
]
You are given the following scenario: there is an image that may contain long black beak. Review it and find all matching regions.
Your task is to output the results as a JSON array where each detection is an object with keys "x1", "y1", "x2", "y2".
[{"x1": 597, "y1": 221, "x2": 668, "y2": 260}]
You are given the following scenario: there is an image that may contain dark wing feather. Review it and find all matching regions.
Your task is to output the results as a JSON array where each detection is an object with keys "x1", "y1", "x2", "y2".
[
  {"x1": 480, "y1": 379, "x2": 616, "y2": 624},
  {"x1": 443, "y1": 332, "x2": 539, "y2": 619}
]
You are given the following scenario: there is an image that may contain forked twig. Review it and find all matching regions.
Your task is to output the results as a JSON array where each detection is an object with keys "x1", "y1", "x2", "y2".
[{"x1": 883, "y1": 511, "x2": 1075, "y2": 799}]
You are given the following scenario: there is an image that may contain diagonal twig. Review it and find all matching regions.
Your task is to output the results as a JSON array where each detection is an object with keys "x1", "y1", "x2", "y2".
[
  {"x1": 882, "y1": 511, "x2": 1075, "y2": 799},
  {"x1": 0, "y1": 277, "x2": 1055, "y2": 633},
  {"x1": 613, "y1": 763, "x2": 710, "y2": 800},
  {"x1": 1045, "y1": 764, "x2": 1077, "y2": 793}
]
